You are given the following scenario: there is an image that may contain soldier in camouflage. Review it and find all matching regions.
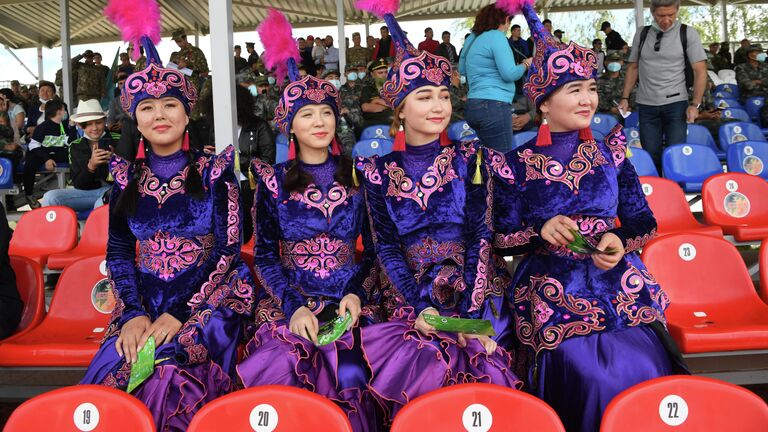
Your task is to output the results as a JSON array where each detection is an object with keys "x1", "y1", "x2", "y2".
[
  {"x1": 346, "y1": 32, "x2": 371, "y2": 67},
  {"x1": 597, "y1": 52, "x2": 635, "y2": 121},
  {"x1": 735, "y1": 44, "x2": 768, "y2": 101},
  {"x1": 169, "y1": 29, "x2": 209, "y2": 93},
  {"x1": 253, "y1": 75, "x2": 280, "y2": 126},
  {"x1": 72, "y1": 50, "x2": 105, "y2": 102},
  {"x1": 340, "y1": 64, "x2": 364, "y2": 133},
  {"x1": 449, "y1": 68, "x2": 468, "y2": 121},
  {"x1": 323, "y1": 70, "x2": 356, "y2": 155}
]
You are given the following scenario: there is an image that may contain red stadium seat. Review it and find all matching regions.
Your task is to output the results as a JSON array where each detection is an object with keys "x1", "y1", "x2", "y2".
[
  {"x1": 0, "y1": 255, "x2": 112, "y2": 366},
  {"x1": 639, "y1": 177, "x2": 723, "y2": 237},
  {"x1": 187, "y1": 385, "x2": 353, "y2": 431},
  {"x1": 4, "y1": 384, "x2": 155, "y2": 432},
  {"x1": 391, "y1": 383, "x2": 565, "y2": 432},
  {"x1": 641, "y1": 233, "x2": 768, "y2": 353},
  {"x1": 702, "y1": 172, "x2": 768, "y2": 242},
  {"x1": 601, "y1": 376, "x2": 768, "y2": 431},
  {"x1": 760, "y1": 240, "x2": 768, "y2": 305},
  {"x1": 9, "y1": 206, "x2": 78, "y2": 266},
  {"x1": 48, "y1": 205, "x2": 109, "y2": 270},
  {"x1": 8, "y1": 256, "x2": 45, "y2": 337},
  {"x1": 241, "y1": 236, "x2": 254, "y2": 269}
]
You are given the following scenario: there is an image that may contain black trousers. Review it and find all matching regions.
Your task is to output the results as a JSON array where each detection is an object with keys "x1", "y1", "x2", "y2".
[{"x1": 23, "y1": 146, "x2": 69, "y2": 196}]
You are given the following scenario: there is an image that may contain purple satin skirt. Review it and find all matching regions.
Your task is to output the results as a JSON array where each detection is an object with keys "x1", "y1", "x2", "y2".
[
  {"x1": 360, "y1": 307, "x2": 523, "y2": 425},
  {"x1": 531, "y1": 326, "x2": 675, "y2": 432},
  {"x1": 236, "y1": 321, "x2": 381, "y2": 432}
]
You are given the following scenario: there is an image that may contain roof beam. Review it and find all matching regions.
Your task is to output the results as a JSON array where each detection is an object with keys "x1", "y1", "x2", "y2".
[
  {"x1": 231, "y1": 0, "x2": 340, "y2": 23},
  {"x1": 0, "y1": 0, "x2": 49, "y2": 6},
  {"x1": 400, "y1": 0, "x2": 450, "y2": 18},
  {"x1": 162, "y1": 0, "x2": 209, "y2": 30},
  {"x1": 52, "y1": 13, "x2": 106, "y2": 45},
  {"x1": 0, "y1": 10, "x2": 50, "y2": 45}
]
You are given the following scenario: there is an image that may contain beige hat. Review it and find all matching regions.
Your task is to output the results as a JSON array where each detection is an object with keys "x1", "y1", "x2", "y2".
[{"x1": 71, "y1": 99, "x2": 106, "y2": 123}]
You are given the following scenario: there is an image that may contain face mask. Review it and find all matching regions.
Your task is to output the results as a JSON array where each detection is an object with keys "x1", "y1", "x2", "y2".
[
  {"x1": 39, "y1": 98, "x2": 49, "y2": 104},
  {"x1": 358, "y1": 71, "x2": 366, "y2": 78},
  {"x1": 267, "y1": 76, "x2": 276, "y2": 85},
  {"x1": 757, "y1": 53, "x2": 767, "y2": 62},
  {"x1": 248, "y1": 84, "x2": 259, "y2": 97},
  {"x1": 347, "y1": 72, "x2": 358, "y2": 81},
  {"x1": 606, "y1": 62, "x2": 622, "y2": 72},
  {"x1": 460, "y1": 76, "x2": 467, "y2": 85},
  {"x1": 328, "y1": 79, "x2": 341, "y2": 89}
]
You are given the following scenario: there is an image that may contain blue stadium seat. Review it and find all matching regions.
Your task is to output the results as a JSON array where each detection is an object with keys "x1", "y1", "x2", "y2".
[
  {"x1": 726, "y1": 140, "x2": 768, "y2": 180},
  {"x1": 627, "y1": 147, "x2": 659, "y2": 177},
  {"x1": 352, "y1": 138, "x2": 394, "y2": 158},
  {"x1": 719, "y1": 121, "x2": 766, "y2": 152},
  {"x1": 745, "y1": 96, "x2": 765, "y2": 124},
  {"x1": 662, "y1": 144, "x2": 723, "y2": 193},
  {"x1": 276, "y1": 133, "x2": 289, "y2": 147},
  {"x1": 360, "y1": 125, "x2": 390, "y2": 140},
  {"x1": 625, "y1": 127, "x2": 641, "y2": 148},
  {"x1": 687, "y1": 123, "x2": 724, "y2": 159},
  {"x1": 714, "y1": 83, "x2": 739, "y2": 99},
  {"x1": 275, "y1": 134, "x2": 289, "y2": 163},
  {"x1": 512, "y1": 130, "x2": 537, "y2": 149},
  {"x1": 624, "y1": 111, "x2": 639, "y2": 128},
  {"x1": 721, "y1": 107, "x2": 751, "y2": 122},
  {"x1": 591, "y1": 113, "x2": 618, "y2": 138},
  {"x1": 713, "y1": 97, "x2": 743, "y2": 109},
  {"x1": 447, "y1": 121, "x2": 477, "y2": 141},
  {"x1": 0, "y1": 158, "x2": 13, "y2": 189}
]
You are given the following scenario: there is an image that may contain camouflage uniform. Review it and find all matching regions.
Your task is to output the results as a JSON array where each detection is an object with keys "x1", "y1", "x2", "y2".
[
  {"x1": 340, "y1": 83, "x2": 364, "y2": 131},
  {"x1": 449, "y1": 83, "x2": 468, "y2": 121},
  {"x1": 346, "y1": 46, "x2": 371, "y2": 67},
  {"x1": 597, "y1": 73, "x2": 635, "y2": 120},
  {"x1": 254, "y1": 87, "x2": 280, "y2": 124},
  {"x1": 134, "y1": 56, "x2": 147, "y2": 71},
  {"x1": 735, "y1": 61, "x2": 768, "y2": 100},
  {"x1": 170, "y1": 45, "x2": 209, "y2": 93},
  {"x1": 72, "y1": 57, "x2": 105, "y2": 102}
]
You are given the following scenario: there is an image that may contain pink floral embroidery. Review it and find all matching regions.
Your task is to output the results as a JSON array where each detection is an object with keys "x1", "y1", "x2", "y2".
[
  {"x1": 187, "y1": 254, "x2": 254, "y2": 315},
  {"x1": 110, "y1": 157, "x2": 130, "y2": 190},
  {"x1": 386, "y1": 146, "x2": 458, "y2": 210},
  {"x1": 432, "y1": 264, "x2": 465, "y2": 307},
  {"x1": 274, "y1": 76, "x2": 340, "y2": 136},
  {"x1": 424, "y1": 67, "x2": 445, "y2": 85},
  {"x1": 468, "y1": 240, "x2": 491, "y2": 313},
  {"x1": 139, "y1": 232, "x2": 214, "y2": 281},
  {"x1": 405, "y1": 237, "x2": 465, "y2": 281},
  {"x1": 304, "y1": 88, "x2": 327, "y2": 103},
  {"x1": 523, "y1": 39, "x2": 598, "y2": 108},
  {"x1": 138, "y1": 166, "x2": 187, "y2": 207},
  {"x1": 252, "y1": 159, "x2": 279, "y2": 197},
  {"x1": 144, "y1": 81, "x2": 168, "y2": 98},
  {"x1": 604, "y1": 124, "x2": 627, "y2": 167},
  {"x1": 533, "y1": 298, "x2": 554, "y2": 324},
  {"x1": 381, "y1": 50, "x2": 451, "y2": 107},
  {"x1": 289, "y1": 183, "x2": 354, "y2": 221},
  {"x1": 494, "y1": 227, "x2": 538, "y2": 248},
  {"x1": 485, "y1": 148, "x2": 515, "y2": 184},
  {"x1": 625, "y1": 229, "x2": 657, "y2": 253},
  {"x1": 520, "y1": 141, "x2": 608, "y2": 191},
  {"x1": 122, "y1": 63, "x2": 197, "y2": 113},
  {"x1": 280, "y1": 234, "x2": 353, "y2": 279},
  {"x1": 616, "y1": 265, "x2": 665, "y2": 327},
  {"x1": 514, "y1": 275, "x2": 605, "y2": 353},
  {"x1": 226, "y1": 182, "x2": 239, "y2": 246},
  {"x1": 357, "y1": 157, "x2": 382, "y2": 185},
  {"x1": 208, "y1": 146, "x2": 233, "y2": 184}
]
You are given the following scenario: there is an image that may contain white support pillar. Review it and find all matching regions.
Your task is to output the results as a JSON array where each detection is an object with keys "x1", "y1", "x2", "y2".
[
  {"x1": 194, "y1": 23, "x2": 200, "y2": 48},
  {"x1": 336, "y1": 0, "x2": 346, "y2": 77},
  {"x1": 37, "y1": 45, "x2": 43, "y2": 80},
  {"x1": 59, "y1": 0, "x2": 73, "y2": 109},
  {"x1": 208, "y1": 0, "x2": 237, "y2": 154},
  {"x1": 720, "y1": 0, "x2": 728, "y2": 42},
  {"x1": 365, "y1": 17, "x2": 370, "y2": 39},
  {"x1": 635, "y1": 0, "x2": 645, "y2": 32}
]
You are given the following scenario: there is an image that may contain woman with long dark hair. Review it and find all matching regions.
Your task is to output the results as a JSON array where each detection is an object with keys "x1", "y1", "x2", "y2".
[
  {"x1": 236, "y1": 10, "x2": 381, "y2": 431},
  {"x1": 81, "y1": 2, "x2": 254, "y2": 430}
]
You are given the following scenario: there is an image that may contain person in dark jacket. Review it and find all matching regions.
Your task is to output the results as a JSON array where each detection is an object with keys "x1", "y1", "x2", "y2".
[
  {"x1": 0, "y1": 202, "x2": 21, "y2": 340},
  {"x1": 601, "y1": 21, "x2": 627, "y2": 52},
  {"x1": 41, "y1": 99, "x2": 117, "y2": 211}
]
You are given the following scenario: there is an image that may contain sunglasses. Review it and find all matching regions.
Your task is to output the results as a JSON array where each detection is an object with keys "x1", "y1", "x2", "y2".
[{"x1": 654, "y1": 31, "x2": 664, "y2": 52}]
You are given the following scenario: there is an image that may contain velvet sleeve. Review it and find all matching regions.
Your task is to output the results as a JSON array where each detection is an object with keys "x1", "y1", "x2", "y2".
[
  {"x1": 485, "y1": 148, "x2": 540, "y2": 256},
  {"x1": 105, "y1": 175, "x2": 147, "y2": 326},
  {"x1": 251, "y1": 160, "x2": 305, "y2": 319},
  {"x1": 358, "y1": 157, "x2": 434, "y2": 315},
  {"x1": 605, "y1": 129, "x2": 658, "y2": 253},
  {"x1": 460, "y1": 147, "x2": 490, "y2": 319},
  {"x1": 344, "y1": 202, "x2": 379, "y2": 305}
]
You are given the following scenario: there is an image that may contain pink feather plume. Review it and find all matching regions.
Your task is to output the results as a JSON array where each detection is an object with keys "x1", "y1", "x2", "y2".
[
  {"x1": 257, "y1": 8, "x2": 300, "y2": 83},
  {"x1": 104, "y1": 0, "x2": 161, "y2": 61},
  {"x1": 355, "y1": 0, "x2": 400, "y2": 18},
  {"x1": 495, "y1": 0, "x2": 535, "y2": 15}
]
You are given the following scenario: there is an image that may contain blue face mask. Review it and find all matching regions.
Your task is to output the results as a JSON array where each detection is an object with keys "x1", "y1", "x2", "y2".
[
  {"x1": 460, "y1": 75, "x2": 466, "y2": 85},
  {"x1": 267, "y1": 76, "x2": 276, "y2": 85},
  {"x1": 328, "y1": 79, "x2": 341, "y2": 90},
  {"x1": 358, "y1": 71, "x2": 366, "y2": 78},
  {"x1": 347, "y1": 72, "x2": 358, "y2": 81},
  {"x1": 606, "y1": 62, "x2": 622, "y2": 72},
  {"x1": 248, "y1": 85, "x2": 259, "y2": 97},
  {"x1": 757, "y1": 53, "x2": 767, "y2": 62}
]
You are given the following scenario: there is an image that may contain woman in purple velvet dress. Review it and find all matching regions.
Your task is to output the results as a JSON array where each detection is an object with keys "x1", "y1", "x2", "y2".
[
  {"x1": 81, "y1": 3, "x2": 254, "y2": 431},
  {"x1": 235, "y1": 10, "x2": 381, "y2": 432},
  {"x1": 487, "y1": 2, "x2": 687, "y2": 431},
  {"x1": 353, "y1": 1, "x2": 522, "y2": 425}
]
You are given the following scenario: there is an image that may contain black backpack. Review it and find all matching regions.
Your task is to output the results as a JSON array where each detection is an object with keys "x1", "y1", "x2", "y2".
[{"x1": 637, "y1": 24, "x2": 694, "y2": 89}]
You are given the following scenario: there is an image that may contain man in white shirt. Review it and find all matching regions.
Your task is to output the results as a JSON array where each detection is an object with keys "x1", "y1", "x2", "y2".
[{"x1": 324, "y1": 35, "x2": 340, "y2": 72}]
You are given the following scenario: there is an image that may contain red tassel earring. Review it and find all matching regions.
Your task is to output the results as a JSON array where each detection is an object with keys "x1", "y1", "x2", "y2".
[
  {"x1": 330, "y1": 135, "x2": 341, "y2": 156},
  {"x1": 535, "y1": 117, "x2": 552, "y2": 147},
  {"x1": 579, "y1": 127, "x2": 594, "y2": 141},
  {"x1": 182, "y1": 130, "x2": 190, "y2": 152},
  {"x1": 288, "y1": 134, "x2": 296, "y2": 160},
  {"x1": 439, "y1": 130, "x2": 452, "y2": 147},
  {"x1": 393, "y1": 123, "x2": 405, "y2": 152},
  {"x1": 136, "y1": 136, "x2": 146, "y2": 160}
]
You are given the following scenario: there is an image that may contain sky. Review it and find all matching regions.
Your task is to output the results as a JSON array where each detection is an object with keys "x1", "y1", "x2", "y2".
[{"x1": 0, "y1": 10, "x2": 638, "y2": 85}]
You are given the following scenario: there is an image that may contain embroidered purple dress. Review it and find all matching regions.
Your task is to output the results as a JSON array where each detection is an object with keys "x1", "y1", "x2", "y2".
[
  {"x1": 237, "y1": 157, "x2": 381, "y2": 432},
  {"x1": 356, "y1": 139, "x2": 522, "y2": 424},
  {"x1": 489, "y1": 127, "x2": 684, "y2": 432},
  {"x1": 81, "y1": 146, "x2": 254, "y2": 431}
]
